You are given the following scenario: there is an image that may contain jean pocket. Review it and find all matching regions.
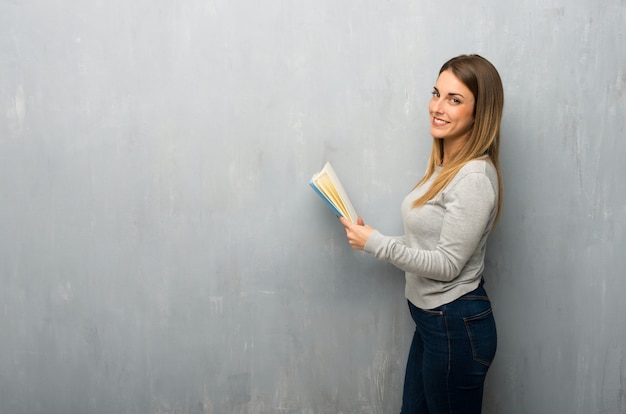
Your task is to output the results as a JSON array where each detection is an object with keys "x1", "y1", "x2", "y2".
[
  {"x1": 417, "y1": 307, "x2": 444, "y2": 316},
  {"x1": 464, "y1": 308, "x2": 497, "y2": 367}
]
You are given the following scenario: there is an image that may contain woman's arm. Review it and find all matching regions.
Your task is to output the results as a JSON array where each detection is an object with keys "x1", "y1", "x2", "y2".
[{"x1": 357, "y1": 172, "x2": 496, "y2": 281}]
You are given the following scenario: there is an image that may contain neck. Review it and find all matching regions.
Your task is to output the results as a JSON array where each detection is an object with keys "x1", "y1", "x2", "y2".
[{"x1": 441, "y1": 136, "x2": 468, "y2": 167}]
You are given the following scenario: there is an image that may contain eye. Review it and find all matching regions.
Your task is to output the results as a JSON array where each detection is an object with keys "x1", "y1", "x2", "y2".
[
  {"x1": 431, "y1": 90, "x2": 440, "y2": 98},
  {"x1": 450, "y1": 98, "x2": 461, "y2": 104}
]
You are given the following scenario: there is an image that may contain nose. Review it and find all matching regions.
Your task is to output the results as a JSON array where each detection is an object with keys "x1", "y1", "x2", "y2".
[{"x1": 430, "y1": 96, "x2": 443, "y2": 114}]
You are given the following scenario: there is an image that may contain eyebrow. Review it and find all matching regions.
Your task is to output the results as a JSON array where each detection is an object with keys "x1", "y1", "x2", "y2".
[{"x1": 433, "y1": 86, "x2": 465, "y2": 99}]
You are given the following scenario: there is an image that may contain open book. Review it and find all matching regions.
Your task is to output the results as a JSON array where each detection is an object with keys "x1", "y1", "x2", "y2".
[{"x1": 309, "y1": 162, "x2": 358, "y2": 223}]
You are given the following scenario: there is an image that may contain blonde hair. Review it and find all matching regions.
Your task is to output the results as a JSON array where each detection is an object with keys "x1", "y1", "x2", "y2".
[{"x1": 413, "y1": 55, "x2": 504, "y2": 223}]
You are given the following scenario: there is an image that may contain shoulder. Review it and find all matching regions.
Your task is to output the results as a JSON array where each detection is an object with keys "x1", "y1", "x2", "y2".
[
  {"x1": 458, "y1": 158, "x2": 497, "y2": 182},
  {"x1": 459, "y1": 157, "x2": 495, "y2": 175},
  {"x1": 448, "y1": 158, "x2": 498, "y2": 195}
]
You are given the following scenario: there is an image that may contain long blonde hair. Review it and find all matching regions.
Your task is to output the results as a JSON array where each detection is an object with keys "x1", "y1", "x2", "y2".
[{"x1": 413, "y1": 54, "x2": 504, "y2": 223}]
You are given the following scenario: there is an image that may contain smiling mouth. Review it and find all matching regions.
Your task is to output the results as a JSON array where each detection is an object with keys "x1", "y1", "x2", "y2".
[{"x1": 432, "y1": 117, "x2": 449, "y2": 126}]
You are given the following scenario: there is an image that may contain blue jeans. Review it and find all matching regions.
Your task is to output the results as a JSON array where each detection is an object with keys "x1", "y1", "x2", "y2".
[{"x1": 400, "y1": 283, "x2": 497, "y2": 414}]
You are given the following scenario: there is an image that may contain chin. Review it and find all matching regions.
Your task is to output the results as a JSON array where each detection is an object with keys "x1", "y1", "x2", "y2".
[{"x1": 430, "y1": 129, "x2": 447, "y2": 139}]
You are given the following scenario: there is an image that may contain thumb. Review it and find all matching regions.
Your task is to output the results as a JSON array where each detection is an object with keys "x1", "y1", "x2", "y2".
[
  {"x1": 338, "y1": 216, "x2": 351, "y2": 227},
  {"x1": 357, "y1": 217, "x2": 365, "y2": 226}
]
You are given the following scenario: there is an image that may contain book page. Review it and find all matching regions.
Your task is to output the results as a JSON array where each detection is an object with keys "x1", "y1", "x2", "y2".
[
  {"x1": 315, "y1": 173, "x2": 349, "y2": 218},
  {"x1": 310, "y1": 162, "x2": 358, "y2": 223}
]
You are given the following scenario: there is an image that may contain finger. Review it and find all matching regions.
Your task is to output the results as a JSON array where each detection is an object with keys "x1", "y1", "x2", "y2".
[{"x1": 339, "y1": 216, "x2": 352, "y2": 229}]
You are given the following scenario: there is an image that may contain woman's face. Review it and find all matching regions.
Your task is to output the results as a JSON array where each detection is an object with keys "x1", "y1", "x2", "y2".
[{"x1": 429, "y1": 69, "x2": 475, "y2": 142}]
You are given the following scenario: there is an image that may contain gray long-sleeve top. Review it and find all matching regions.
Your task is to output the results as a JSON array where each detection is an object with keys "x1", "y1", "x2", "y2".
[{"x1": 364, "y1": 158, "x2": 498, "y2": 309}]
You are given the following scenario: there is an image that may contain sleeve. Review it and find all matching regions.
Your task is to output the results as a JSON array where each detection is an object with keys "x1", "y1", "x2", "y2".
[{"x1": 363, "y1": 172, "x2": 496, "y2": 282}]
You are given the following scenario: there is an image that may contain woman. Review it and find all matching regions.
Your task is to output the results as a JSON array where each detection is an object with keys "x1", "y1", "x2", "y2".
[{"x1": 339, "y1": 54, "x2": 504, "y2": 413}]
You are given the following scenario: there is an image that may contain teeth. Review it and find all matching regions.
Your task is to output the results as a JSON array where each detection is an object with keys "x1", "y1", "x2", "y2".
[{"x1": 433, "y1": 118, "x2": 447, "y2": 125}]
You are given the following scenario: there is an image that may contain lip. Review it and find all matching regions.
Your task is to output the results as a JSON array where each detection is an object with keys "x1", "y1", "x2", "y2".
[{"x1": 431, "y1": 116, "x2": 449, "y2": 127}]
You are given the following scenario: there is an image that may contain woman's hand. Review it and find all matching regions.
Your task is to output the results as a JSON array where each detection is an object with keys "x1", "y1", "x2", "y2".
[{"x1": 339, "y1": 216, "x2": 374, "y2": 250}]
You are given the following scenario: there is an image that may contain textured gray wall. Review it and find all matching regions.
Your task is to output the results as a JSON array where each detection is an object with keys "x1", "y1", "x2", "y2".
[{"x1": 1, "y1": 1, "x2": 625, "y2": 413}]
